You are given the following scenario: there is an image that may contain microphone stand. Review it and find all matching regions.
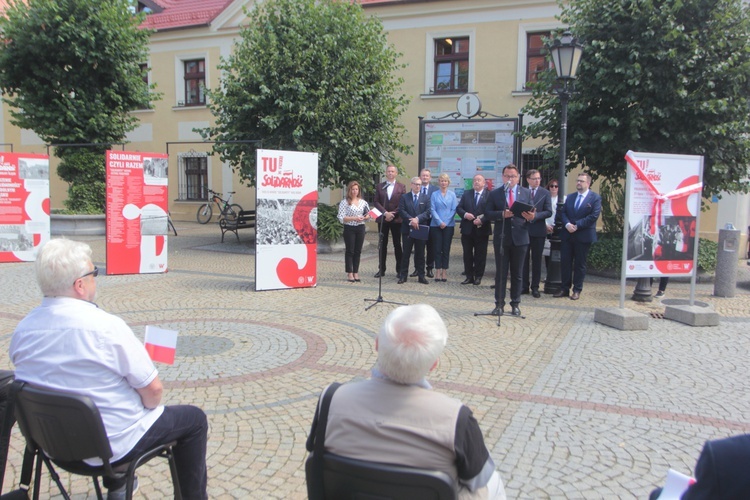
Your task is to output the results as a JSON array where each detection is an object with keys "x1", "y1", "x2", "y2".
[{"x1": 365, "y1": 214, "x2": 406, "y2": 311}]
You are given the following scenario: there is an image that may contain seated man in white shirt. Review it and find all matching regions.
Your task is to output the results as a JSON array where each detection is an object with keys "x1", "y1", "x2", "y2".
[
  {"x1": 10, "y1": 239, "x2": 208, "y2": 500},
  {"x1": 309, "y1": 304, "x2": 506, "y2": 499}
]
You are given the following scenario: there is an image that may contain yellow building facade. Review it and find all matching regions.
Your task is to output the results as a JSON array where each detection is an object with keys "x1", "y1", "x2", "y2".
[{"x1": 1, "y1": 0, "x2": 746, "y2": 242}]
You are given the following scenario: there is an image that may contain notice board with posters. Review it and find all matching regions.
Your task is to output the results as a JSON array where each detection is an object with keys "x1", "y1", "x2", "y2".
[
  {"x1": 418, "y1": 117, "x2": 520, "y2": 198},
  {"x1": 255, "y1": 149, "x2": 319, "y2": 291},
  {"x1": 623, "y1": 150, "x2": 703, "y2": 278},
  {"x1": 106, "y1": 150, "x2": 170, "y2": 275},
  {"x1": 0, "y1": 153, "x2": 50, "y2": 263}
]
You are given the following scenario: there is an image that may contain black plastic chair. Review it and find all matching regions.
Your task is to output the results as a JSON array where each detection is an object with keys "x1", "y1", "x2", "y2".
[
  {"x1": 12, "y1": 381, "x2": 182, "y2": 500},
  {"x1": 305, "y1": 451, "x2": 457, "y2": 500}
]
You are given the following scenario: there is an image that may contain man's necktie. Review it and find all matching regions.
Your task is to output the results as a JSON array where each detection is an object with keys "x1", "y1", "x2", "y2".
[
  {"x1": 508, "y1": 187, "x2": 514, "y2": 208},
  {"x1": 414, "y1": 194, "x2": 418, "y2": 207},
  {"x1": 575, "y1": 194, "x2": 583, "y2": 210},
  {"x1": 531, "y1": 189, "x2": 536, "y2": 201},
  {"x1": 422, "y1": 187, "x2": 427, "y2": 196},
  {"x1": 474, "y1": 192, "x2": 479, "y2": 207}
]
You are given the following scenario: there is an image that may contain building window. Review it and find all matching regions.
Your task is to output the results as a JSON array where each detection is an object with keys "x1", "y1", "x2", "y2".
[
  {"x1": 184, "y1": 59, "x2": 205, "y2": 106},
  {"x1": 525, "y1": 32, "x2": 551, "y2": 88},
  {"x1": 522, "y1": 152, "x2": 555, "y2": 187},
  {"x1": 179, "y1": 155, "x2": 208, "y2": 200},
  {"x1": 137, "y1": 63, "x2": 150, "y2": 109},
  {"x1": 434, "y1": 37, "x2": 469, "y2": 94}
]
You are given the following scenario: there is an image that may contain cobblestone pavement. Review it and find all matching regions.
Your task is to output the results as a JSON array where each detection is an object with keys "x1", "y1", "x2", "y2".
[{"x1": 2, "y1": 222, "x2": 749, "y2": 499}]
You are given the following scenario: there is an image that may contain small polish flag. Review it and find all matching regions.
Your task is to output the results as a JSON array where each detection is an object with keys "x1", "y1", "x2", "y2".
[
  {"x1": 144, "y1": 326, "x2": 178, "y2": 365},
  {"x1": 368, "y1": 207, "x2": 382, "y2": 219}
]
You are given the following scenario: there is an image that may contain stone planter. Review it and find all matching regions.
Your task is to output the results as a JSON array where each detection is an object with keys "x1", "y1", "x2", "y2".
[
  {"x1": 317, "y1": 237, "x2": 345, "y2": 254},
  {"x1": 50, "y1": 214, "x2": 106, "y2": 236}
]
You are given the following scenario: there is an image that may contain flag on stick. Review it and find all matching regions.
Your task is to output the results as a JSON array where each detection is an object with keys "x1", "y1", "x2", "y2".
[{"x1": 144, "y1": 326, "x2": 178, "y2": 365}]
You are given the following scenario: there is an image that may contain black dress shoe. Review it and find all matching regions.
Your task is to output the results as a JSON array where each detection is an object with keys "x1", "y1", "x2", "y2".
[
  {"x1": 521, "y1": 289, "x2": 530, "y2": 295},
  {"x1": 374, "y1": 271, "x2": 384, "y2": 278},
  {"x1": 532, "y1": 290, "x2": 541, "y2": 298},
  {"x1": 511, "y1": 306, "x2": 521, "y2": 316},
  {"x1": 553, "y1": 290, "x2": 569, "y2": 298},
  {"x1": 473, "y1": 278, "x2": 482, "y2": 286},
  {"x1": 491, "y1": 306, "x2": 504, "y2": 316},
  {"x1": 418, "y1": 277, "x2": 429, "y2": 284},
  {"x1": 410, "y1": 270, "x2": 418, "y2": 277},
  {"x1": 397, "y1": 278, "x2": 406, "y2": 284},
  {"x1": 426, "y1": 269, "x2": 434, "y2": 278},
  {"x1": 461, "y1": 278, "x2": 474, "y2": 285}
]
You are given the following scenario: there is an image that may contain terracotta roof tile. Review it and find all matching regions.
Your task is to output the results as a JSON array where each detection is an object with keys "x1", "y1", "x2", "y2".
[{"x1": 140, "y1": 0, "x2": 234, "y2": 31}]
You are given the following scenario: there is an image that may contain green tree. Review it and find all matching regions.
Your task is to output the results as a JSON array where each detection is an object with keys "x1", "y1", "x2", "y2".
[
  {"x1": 0, "y1": 0, "x2": 156, "y2": 212},
  {"x1": 522, "y1": 0, "x2": 750, "y2": 201},
  {"x1": 202, "y1": 0, "x2": 411, "y2": 191}
]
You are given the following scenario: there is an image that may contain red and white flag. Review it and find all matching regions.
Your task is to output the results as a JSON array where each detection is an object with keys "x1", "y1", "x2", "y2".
[
  {"x1": 144, "y1": 326, "x2": 178, "y2": 365},
  {"x1": 368, "y1": 207, "x2": 382, "y2": 219}
]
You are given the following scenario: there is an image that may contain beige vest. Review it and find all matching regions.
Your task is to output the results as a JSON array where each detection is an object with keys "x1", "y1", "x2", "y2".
[{"x1": 325, "y1": 378, "x2": 488, "y2": 500}]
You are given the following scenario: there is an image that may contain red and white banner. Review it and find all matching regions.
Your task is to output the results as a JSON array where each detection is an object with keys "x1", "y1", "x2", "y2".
[
  {"x1": 255, "y1": 149, "x2": 318, "y2": 291},
  {"x1": 106, "y1": 151, "x2": 169, "y2": 275},
  {"x1": 0, "y1": 153, "x2": 50, "y2": 263},
  {"x1": 624, "y1": 150, "x2": 702, "y2": 277}
]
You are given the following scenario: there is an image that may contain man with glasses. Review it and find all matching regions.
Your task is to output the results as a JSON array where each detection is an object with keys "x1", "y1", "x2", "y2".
[
  {"x1": 456, "y1": 174, "x2": 491, "y2": 286},
  {"x1": 10, "y1": 239, "x2": 208, "y2": 499},
  {"x1": 483, "y1": 165, "x2": 532, "y2": 317},
  {"x1": 553, "y1": 172, "x2": 602, "y2": 300},
  {"x1": 397, "y1": 177, "x2": 432, "y2": 284},
  {"x1": 521, "y1": 170, "x2": 552, "y2": 298}
]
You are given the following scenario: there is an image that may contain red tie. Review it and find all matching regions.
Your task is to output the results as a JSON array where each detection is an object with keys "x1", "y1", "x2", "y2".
[{"x1": 508, "y1": 188, "x2": 514, "y2": 208}]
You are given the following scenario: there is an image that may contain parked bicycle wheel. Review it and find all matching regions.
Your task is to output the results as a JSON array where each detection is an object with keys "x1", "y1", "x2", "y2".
[
  {"x1": 222, "y1": 204, "x2": 243, "y2": 222},
  {"x1": 196, "y1": 203, "x2": 213, "y2": 224}
]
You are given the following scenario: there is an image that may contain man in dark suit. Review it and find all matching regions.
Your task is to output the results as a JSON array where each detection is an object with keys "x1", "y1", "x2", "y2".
[
  {"x1": 410, "y1": 168, "x2": 439, "y2": 278},
  {"x1": 649, "y1": 434, "x2": 750, "y2": 500},
  {"x1": 397, "y1": 176, "x2": 431, "y2": 284},
  {"x1": 483, "y1": 164, "x2": 532, "y2": 317},
  {"x1": 456, "y1": 174, "x2": 491, "y2": 286},
  {"x1": 373, "y1": 164, "x2": 406, "y2": 278},
  {"x1": 522, "y1": 169, "x2": 552, "y2": 298},
  {"x1": 553, "y1": 172, "x2": 602, "y2": 300}
]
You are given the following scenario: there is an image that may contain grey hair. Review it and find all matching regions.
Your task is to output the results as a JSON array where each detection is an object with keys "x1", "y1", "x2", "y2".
[
  {"x1": 35, "y1": 239, "x2": 92, "y2": 297},
  {"x1": 376, "y1": 304, "x2": 448, "y2": 384}
]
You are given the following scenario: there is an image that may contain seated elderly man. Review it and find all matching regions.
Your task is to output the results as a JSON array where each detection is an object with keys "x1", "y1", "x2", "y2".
[
  {"x1": 9, "y1": 239, "x2": 208, "y2": 500},
  {"x1": 309, "y1": 304, "x2": 505, "y2": 499}
]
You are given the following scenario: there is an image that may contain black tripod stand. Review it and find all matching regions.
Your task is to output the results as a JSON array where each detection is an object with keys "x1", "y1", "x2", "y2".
[{"x1": 365, "y1": 216, "x2": 405, "y2": 311}]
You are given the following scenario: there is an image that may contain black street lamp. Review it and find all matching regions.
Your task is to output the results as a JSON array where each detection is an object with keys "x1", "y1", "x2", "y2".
[{"x1": 544, "y1": 31, "x2": 584, "y2": 294}]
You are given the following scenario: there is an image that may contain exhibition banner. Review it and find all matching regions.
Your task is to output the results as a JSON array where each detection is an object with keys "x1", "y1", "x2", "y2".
[
  {"x1": 255, "y1": 149, "x2": 318, "y2": 291},
  {"x1": 623, "y1": 150, "x2": 703, "y2": 277},
  {"x1": 0, "y1": 153, "x2": 50, "y2": 263},
  {"x1": 106, "y1": 150, "x2": 169, "y2": 275}
]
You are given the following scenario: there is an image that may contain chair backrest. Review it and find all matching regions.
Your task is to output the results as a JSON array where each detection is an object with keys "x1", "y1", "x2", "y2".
[
  {"x1": 306, "y1": 451, "x2": 457, "y2": 500},
  {"x1": 12, "y1": 381, "x2": 114, "y2": 465}
]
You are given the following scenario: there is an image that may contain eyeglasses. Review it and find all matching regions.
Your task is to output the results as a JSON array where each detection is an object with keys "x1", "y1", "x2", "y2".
[
  {"x1": 76, "y1": 266, "x2": 99, "y2": 283},
  {"x1": 549, "y1": 185, "x2": 559, "y2": 188}
]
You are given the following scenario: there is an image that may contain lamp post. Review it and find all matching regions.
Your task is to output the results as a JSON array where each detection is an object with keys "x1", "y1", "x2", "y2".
[{"x1": 544, "y1": 31, "x2": 584, "y2": 294}]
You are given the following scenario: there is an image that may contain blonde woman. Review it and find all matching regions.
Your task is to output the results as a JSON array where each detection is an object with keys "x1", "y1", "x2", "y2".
[
  {"x1": 429, "y1": 173, "x2": 458, "y2": 282},
  {"x1": 337, "y1": 181, "x2": 370, "y2": 282}
]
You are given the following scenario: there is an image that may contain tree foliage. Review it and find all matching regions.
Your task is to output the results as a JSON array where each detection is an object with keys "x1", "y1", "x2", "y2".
[
  {"x1": 522, "y1": 0, "x2": 750, "y2": 200},
  {"x1": 0, "y1": 0, "x2": 156, "y2": 212},
  {"x1": 202, "y1": 0, "x2": 411, "y2": 191}
]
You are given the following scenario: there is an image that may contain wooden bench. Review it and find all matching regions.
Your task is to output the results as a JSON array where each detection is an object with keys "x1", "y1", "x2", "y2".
[{"x1": 219, "y1": 210, "x2": 256, "y2": 242}]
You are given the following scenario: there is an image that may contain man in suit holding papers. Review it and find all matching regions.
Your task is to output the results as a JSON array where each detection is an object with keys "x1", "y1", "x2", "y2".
[
  {"x1": 483, "y1": 165, "x2": 532, "y2": 317},
  {"x1": 398, "y1": 176, "x2": 431, "y2": 284},
  {"x1": 522, "y1": 169, "x2": 552, "y2": 298}
]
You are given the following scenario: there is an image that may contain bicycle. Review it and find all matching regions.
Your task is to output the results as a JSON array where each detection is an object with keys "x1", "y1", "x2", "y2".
[{"x1": 196, "y1": 189, "x2": 243, "y2": 224}]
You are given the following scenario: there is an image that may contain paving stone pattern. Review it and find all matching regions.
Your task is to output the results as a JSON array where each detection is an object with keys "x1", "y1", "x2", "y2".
[{"x1": 1, "y1": 222, "x2": 749, "y2": 499}]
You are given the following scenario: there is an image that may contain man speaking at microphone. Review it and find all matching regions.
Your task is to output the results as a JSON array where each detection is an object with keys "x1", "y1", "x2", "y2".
[{"x1": 483, "y1": 164, "x2": 533, "y2": 317}]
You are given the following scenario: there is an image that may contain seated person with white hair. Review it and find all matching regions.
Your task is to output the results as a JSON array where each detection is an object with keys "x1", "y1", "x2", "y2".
[
  {"x1": 308, "y1": 304, "x2": 506, "y2": 500},
  {"x1": 10, "y1": 239, "x2": 208, "y2": 500}
]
